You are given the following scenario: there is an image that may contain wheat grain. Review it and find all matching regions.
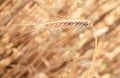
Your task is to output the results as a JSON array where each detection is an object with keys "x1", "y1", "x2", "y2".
[
  {"x1": 33, "y1": 19, "x2": 90, "y2": 32},
  {"x1": 46, "y1": 20, "x2": 88, "y2": 26},
  {"x1": 42, "y1": 20, "x2": 89, "y2": 28}
]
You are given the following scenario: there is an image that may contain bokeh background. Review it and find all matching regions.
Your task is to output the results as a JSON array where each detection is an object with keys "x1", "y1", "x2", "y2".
[{"x1": 0, "y1": 0, "x2": 120, "y2": 78}]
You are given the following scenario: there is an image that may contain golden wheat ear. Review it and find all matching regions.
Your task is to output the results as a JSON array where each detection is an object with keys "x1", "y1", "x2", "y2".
[{"x1": 11, "y1": 19, "x2": 90, "y2": 44}]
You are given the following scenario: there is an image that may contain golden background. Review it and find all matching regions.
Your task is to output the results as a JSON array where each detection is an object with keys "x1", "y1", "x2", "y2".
[{"x1": 0, "y1": 0, "x2": 120, "y2": 78}]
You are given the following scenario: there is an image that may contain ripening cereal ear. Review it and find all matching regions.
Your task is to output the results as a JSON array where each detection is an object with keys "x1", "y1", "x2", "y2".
[{"x1": 12, "y1": 19, "x2": 91, "y2": 44}]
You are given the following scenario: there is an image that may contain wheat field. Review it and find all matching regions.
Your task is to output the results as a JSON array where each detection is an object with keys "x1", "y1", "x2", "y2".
[{"x1": 0, "y1": 0, "x2": 120, "y2": 78}]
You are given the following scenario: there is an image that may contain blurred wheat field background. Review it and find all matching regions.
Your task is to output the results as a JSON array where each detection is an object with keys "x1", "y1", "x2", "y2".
[{"x1": 0, "y1": 0, "x2": 120, "y2": 78}]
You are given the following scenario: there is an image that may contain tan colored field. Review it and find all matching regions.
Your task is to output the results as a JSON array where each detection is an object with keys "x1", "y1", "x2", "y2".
[{"x1": 0, "y1": 0, "x2": 120, "y2": 78}]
